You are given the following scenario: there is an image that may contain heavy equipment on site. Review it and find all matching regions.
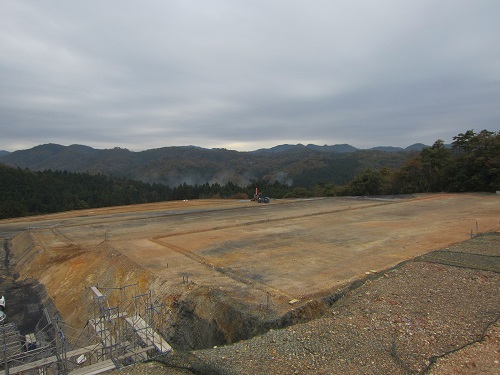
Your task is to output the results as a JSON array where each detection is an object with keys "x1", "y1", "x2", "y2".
[{"x1": 252, "y1": 188, "x2": 270, "y2": 203}]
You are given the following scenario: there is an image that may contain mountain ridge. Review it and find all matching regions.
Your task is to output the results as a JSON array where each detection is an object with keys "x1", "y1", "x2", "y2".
[
  {"x1": 0, "y1": 142, "x2": 424, "y2": 188},
  {"x1": 0, "y1": 142, "x2": 428, "y2": 155}
]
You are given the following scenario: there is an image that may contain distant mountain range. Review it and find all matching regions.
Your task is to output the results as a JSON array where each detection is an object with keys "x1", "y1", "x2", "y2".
[
  {"x1": 253, "y1": 143, "x2": 427, "y2": 153},
  {"x1": 0, "y1": 143, "x2": 427, "y2": 187}
]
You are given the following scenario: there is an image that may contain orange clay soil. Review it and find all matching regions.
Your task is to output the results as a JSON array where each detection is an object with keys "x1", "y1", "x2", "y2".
[{"x1": 4, "y1": 193, "x2": 499, "y2": 329}]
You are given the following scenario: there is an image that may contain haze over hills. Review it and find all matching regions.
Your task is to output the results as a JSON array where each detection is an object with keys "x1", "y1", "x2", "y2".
[{"x1": 0, "y1": 143, "x2": 426, "y2": 188}]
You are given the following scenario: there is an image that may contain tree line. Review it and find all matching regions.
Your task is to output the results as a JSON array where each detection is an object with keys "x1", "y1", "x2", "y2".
[
  {"x1": 0, "y1": 129, "x2": 497, "y2": 219},
  {"x1": 346, "y1": 129, "x2": 499, "y2": 196}
]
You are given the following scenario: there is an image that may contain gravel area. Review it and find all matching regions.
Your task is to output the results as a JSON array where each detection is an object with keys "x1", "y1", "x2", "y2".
[
  {"x1": 428, "y1": 319, "x2": 500, "y2": 374},
  {"x1": 110, "y1": 233, "x2": 500, "y2": 374},
  {"x1": 110, "y1": 361, "x2": 195, "y2": 375}
]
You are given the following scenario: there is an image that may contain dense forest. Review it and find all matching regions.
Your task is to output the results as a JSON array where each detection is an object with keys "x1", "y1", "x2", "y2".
[
  {"x1": 347, "y1": 129, "x2": 499, "y2": 196},
  {"x1": 0, "y1": 142, "x2": 414, "y2": 188},
  {"x1": 0, "y1": 129, "x2": 498, "y2": 219}
]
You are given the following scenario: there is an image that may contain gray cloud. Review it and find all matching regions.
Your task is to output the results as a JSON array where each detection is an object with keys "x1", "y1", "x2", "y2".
[{"x1": 1, "y1": 0, "x2": 499, "y2": 152}]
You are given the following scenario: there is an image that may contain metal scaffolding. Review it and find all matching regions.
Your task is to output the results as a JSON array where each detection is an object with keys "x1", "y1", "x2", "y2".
[
  {"x1": 1, "y1": 308, "x2": 60, "y2": 375},
  {"x1": 1, "y1": 284, "x2": 172, "y2": 375},
  {"x1": 83, "y1": 283, "x2": 172, "y2": 372}
]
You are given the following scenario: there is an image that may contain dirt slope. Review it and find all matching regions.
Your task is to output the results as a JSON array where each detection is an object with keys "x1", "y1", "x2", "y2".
[{"x1": 2, "y1": 193, "x2": 499, "y2": 373}]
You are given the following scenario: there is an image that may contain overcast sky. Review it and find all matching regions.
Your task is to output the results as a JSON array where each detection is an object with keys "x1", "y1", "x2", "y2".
[{"x1": 1, "y1": 1, "x2": 499, "y2": 152}]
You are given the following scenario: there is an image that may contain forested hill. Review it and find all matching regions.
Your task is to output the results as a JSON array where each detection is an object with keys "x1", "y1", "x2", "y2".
[
  {"x1": 0, "y1": 143, "x2": 419, "y2": 188},
  {"x1": 0, "y1": 166, "x2": 168, "y2": 218},
  {"x1": 0, "y1": 129, "x2": 498, "y2": 219}
]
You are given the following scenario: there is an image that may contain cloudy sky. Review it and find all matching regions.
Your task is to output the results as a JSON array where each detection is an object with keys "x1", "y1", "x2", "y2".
[{"x1": 1, "y1": 1, "x2": 499, "y2": 152}]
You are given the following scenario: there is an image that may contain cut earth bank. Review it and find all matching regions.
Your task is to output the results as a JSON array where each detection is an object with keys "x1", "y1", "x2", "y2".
[{"x1": 2, "y1": 193, "x2": 499, "y2": 370}]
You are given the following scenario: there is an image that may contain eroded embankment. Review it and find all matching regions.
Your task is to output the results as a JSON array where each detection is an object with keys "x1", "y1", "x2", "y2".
[
  {"x1": 9, "y1": 230, "x2": 153, "y2": 330},
  {"x1": 8, "y1": 230, "x2": 346, "y2": 352},
  {"x1": 167, "y1": 285, "x2": 337, "y2": 350}
]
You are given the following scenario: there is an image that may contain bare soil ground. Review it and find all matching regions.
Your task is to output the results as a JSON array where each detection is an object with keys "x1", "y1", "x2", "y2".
[
  {"x1": 113, "y1": 233, "x2": 500, "y2": 375},
  {"x1": 1, "y1": 193, "x2": 499, "y2": 373},
  {"x1": 54, "y1": 193, "x2": 499, "y2": 316},
  {"x1": 186, "y1": 233, "x2": 500, "y2": 374}
]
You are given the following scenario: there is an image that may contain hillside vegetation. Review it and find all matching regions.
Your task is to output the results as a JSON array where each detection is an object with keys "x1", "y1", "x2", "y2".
[
  {"x1": 0, "y1": 129, "x2": 498, "y2": 219},
  {"x1": 0, "y1": 143, "x2": 414, "y2": 187}
]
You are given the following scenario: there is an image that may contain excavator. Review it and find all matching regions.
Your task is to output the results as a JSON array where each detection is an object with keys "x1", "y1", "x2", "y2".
[{"x1": 252, "y1": 188, "x2": 270, "y2": 203}]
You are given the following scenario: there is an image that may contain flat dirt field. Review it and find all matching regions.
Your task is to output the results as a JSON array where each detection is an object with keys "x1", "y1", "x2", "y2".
[
  {"x1": 2, "y1": 193, "x2": 500, "y2": 374},
  {"x1": 2, "y1": 193, "x2": 499, "y2": 315}
]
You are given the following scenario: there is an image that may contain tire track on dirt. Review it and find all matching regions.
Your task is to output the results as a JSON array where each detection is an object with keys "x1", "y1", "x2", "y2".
[{"x1": 156, "y1": 200, "x2": 395, "y2": 239}]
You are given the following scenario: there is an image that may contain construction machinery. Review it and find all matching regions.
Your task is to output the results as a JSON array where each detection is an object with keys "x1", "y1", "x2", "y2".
[{"x1": 252, "y1": 188, "x2": 270, "y2": 203}]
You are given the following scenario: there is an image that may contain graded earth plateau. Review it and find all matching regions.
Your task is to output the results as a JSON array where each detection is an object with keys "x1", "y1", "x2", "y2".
[{"x1": 1, "y1": 193, "x2": 499, "y2": 374}]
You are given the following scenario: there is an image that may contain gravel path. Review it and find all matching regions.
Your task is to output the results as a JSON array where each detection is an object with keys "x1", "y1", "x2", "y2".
[{"x1": 113, "y1": 233, "x2": 500, "y2": 374}]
